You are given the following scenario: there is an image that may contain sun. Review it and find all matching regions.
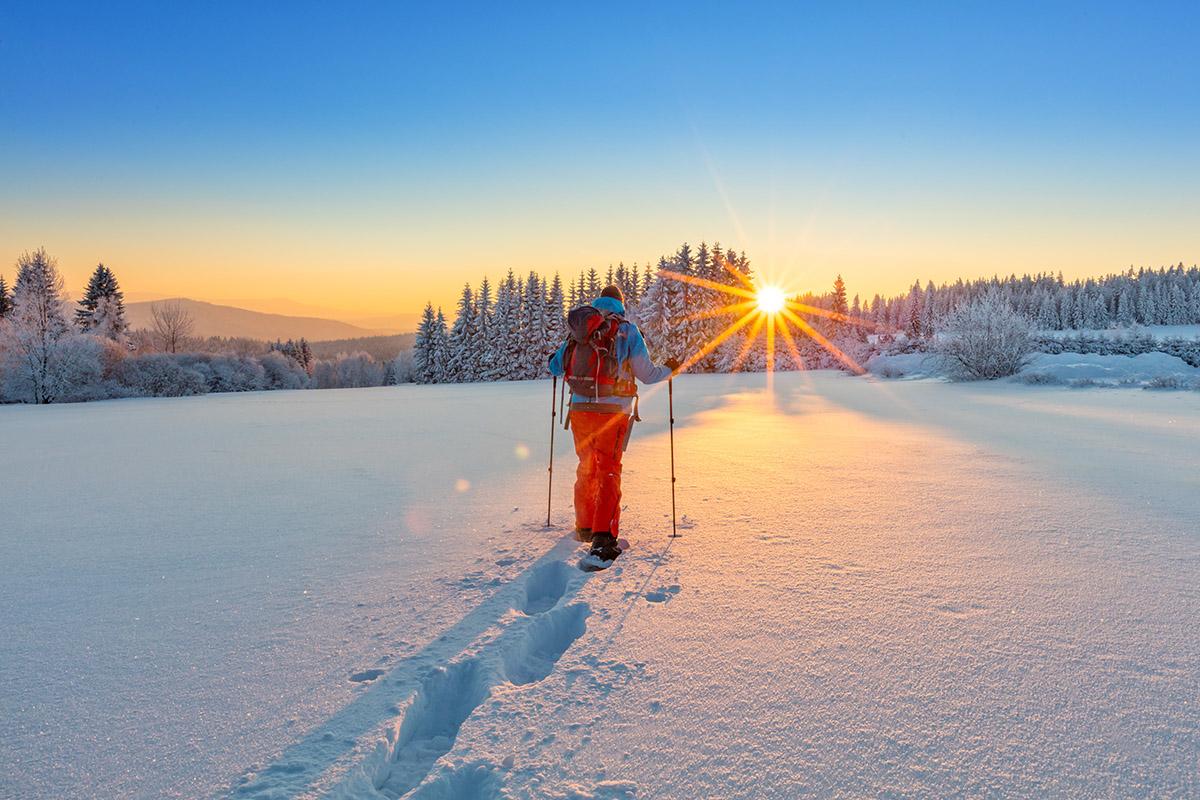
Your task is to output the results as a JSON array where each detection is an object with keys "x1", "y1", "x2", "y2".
[{"x1": 756, "y1": 285, "x2": 786, "y2": 315}]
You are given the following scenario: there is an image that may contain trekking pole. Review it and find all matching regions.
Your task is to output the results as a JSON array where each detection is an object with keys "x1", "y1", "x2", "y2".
[
  {"x1": 668, "y1": 377, "x2": 678, "y2": 538},
  {"x1": 560, "y1": 373, "x2": 569, "y2": 430},
  {"x1": 546, "y1": 375, "x2": 557, "y2": 528}
]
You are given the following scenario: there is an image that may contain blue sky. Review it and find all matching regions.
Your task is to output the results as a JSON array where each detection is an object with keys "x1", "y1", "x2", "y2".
[{"x1": 2, "y1": 1, "x2": 1197, "y2": 314}]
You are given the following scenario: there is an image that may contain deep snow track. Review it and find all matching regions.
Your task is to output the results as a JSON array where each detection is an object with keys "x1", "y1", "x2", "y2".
[{"x1": 229, "y1": 536, "x2": 591, "y2": 798}]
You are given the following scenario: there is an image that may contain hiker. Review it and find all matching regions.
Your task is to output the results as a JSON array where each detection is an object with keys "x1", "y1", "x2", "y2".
[{"x1": 549, "y1": 285, "x2": 679, "y2": 564}]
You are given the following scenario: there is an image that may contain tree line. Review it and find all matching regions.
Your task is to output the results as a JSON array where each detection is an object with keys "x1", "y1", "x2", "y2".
[
  {"x1": 0, "y1": 249, "x2": 406, "y2": 403},
  {"x1": 863, "y1": 266, "x2": 1200, "y2": 339},
  {"x1": 5, "y1": 243, "x2": 1198, "y2": 403},
  {"x1": 411, "y1": 242, "x2": 767, "y2": 383}
]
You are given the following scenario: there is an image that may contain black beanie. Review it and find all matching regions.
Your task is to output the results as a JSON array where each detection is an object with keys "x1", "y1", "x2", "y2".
[{"x1": 600, "y1": 285, "x2": 624, "y2": 303}]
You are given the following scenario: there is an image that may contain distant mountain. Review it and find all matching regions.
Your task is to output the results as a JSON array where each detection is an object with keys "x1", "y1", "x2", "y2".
[
  {"x1": 212, "y1": 298, "x2": 420, "y2": 334},
  {"x1": 125, "y1": 298, "x2": 392, "y2": 342}
]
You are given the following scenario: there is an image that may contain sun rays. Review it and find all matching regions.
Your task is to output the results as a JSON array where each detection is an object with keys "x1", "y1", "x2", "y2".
[{"x1": 659, "y1": 260, "x2": 878, "y2": 381}]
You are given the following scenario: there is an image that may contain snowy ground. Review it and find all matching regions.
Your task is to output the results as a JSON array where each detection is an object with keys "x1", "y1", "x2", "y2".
[
  {"x1": 3, "y1": 374, "x2": 1199, "y2": 798},
  {"x1": 1042, "y1": 324, "x2": 1200, "y2": 341},
  {"x1": 868, "y1": 350, "x2": 1200, "y2": 387}
]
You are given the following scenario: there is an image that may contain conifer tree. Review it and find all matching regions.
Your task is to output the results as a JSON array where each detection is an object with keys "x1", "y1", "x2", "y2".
[
  {"x1": 413, "y1": 302, "x2": 439, "y2": 383},
  {"x1": 76, "y1": 263, "x2": 127, "y2": 338},
  {"x1": 0, "y1": 274, "x2": 10, "y2": 319},
  {"x1": 485, "y1": 271, "x2": 520, "y2": 380},
  {"x1": 473, "y1": 277, "x2": 494, "y2": 380},
  {"x1": 828, "y1": 274, "x2": 849, "y2": 338},
  {"x1": 447, "y1": 283, "x2": 476, "y2": 382},
  {"x1": 905, "y1": 282, "x2": 923, "y2": 337},
  {"x1": 433, "y1": 308, "x2": 450, "y2": 382},
  {"x1": 521, "y1": 272, "x2": 546, "y2": 378},
  {"x1": 546, "y1": 273, "x2": 566, "y2": 351}
]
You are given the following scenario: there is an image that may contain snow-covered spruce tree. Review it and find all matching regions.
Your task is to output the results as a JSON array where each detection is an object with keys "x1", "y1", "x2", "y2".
[
  {"x1": 614, "y1": 262, "x2": 639, "y2": 313},
  {"x1": 446, "y1": 283, "x2": 476, "y2": 383},
  {"x1": 635, "y1": 258, "x2": 674, "y2": 361},
  {"x1": 473, "y1": 277, "x2": 494, "y2": 381},
  {"x1": 413, "y1": 302, "x2": 438, "y2": 384},
  {"x1": 520, "y1": 272, "x2": 545, "y2": 379},
  {"x1": 0, "y1": 275, "x2": 10, "y2": 319},
  {"x1": 904, "y1": 281, "x2": 924, "y2": 338},
  {"x1": 936, "y1": 293, "x2": 1035, "y2": 380},
  {"x1": 545, "y1": 273, "x2": 566, "y2": 349},
  {"x1": 689, "y1": 241, "x2": 728, "y2": 372},
  {"x1": 487, "y1": 270, "x2": 522, "y2": 381},
  {"x1": 1, "y1": 249, "x2": 74, "y2": 403},
  {"x1": 432, "y1": 308, "x2": 450, "y2": 382},
  {"x1": 829, "y1": 274, "x2": 849, "y2": 338},
  {"x1": 76, "y1": 263, "x2": 128, "y2": 339}
]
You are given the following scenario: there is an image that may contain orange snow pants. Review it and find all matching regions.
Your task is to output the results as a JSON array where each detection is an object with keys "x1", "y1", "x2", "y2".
[{"x1": 570, "y1": 409, "x2": 631, "y2": 537}]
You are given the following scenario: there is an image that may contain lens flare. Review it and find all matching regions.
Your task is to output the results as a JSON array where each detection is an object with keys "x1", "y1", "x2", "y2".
[{"x1": 756, "y1": 286, "x2": 786, "y2": 314}]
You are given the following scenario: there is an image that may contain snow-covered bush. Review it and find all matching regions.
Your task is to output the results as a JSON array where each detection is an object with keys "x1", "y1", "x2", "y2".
[
  {"x1": 1145, "y1": 375, "x2": 1196, "y2": 390},
  {"x1": 260, "y1": 351, "x2": 311, "y2": 390},
  {"x1": 115, "y1": 354, "x2": 208, "y2": 397},
  {"x1": 388, "y1": 350, "x2": 414, "y2": 384},
  {"x1": 176, "y1": 353, "x2": 268, "y2": 393},
  {"x1": 936, "y1": 294, "x2": 1035, "y2": 380},
  {"x1": 312, "y1": 352, "x2": 386, "y2": 389},
  {"x1": 1033, "y1": 330, "x2": 1200, "y2": 367}
]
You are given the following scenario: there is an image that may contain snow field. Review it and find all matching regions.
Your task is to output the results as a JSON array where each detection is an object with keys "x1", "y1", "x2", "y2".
[
  {"x1": 3, "y1": 372, "x2": 1199, "y2": 798},
  {"x1": 868, "y1": 349, "x2": 1200, "y2": 387}
]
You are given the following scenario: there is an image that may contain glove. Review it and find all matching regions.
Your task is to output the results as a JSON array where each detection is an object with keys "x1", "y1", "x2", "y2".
[{"x1": 664, "y1": 357, "x2": 682, "y2": 372}]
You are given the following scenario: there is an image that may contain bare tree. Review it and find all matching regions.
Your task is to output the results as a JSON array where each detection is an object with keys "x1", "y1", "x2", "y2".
[
  {"x1": 937, "y1": 292, "x2": 1035, "y2": 380},
  {"x1": 151, "y1": 301, "x2": 195, "y2": 354}
]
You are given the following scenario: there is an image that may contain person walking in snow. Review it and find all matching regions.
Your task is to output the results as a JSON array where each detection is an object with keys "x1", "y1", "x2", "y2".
[{"x1": 549, "y1": 285, "x2": 679, "y2": 565}]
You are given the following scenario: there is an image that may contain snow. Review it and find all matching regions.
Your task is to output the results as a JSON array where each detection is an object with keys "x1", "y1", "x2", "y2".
[
  {"x1": 868, "y1": 349, "x2": 1200, "y2": 388},
  {"x1": 1019, "y1": 352, "x2": 1200, "y2": 387},
  {"x1": 865, "y1": 351, "x2": 941, "y2": 379},
  {"x1": 3, "y1": 374, "x2": 1199, "y2": 798},
  {"x1": 1042, "y1": 324, "x2": 1200, "y2": 341}
]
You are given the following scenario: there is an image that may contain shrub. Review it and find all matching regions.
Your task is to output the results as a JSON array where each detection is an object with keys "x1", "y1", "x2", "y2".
[
  {"x1": 312, "y1": 352, "x2": 385, "y2": 389},
  {"x1": 115, "y1": 354, "x2": 208, "y2": 397},
  {"x1": 260, "y1": 351, "x2": 310, "y2": 390},
  {"x1": 1144, "y1": 375, "x2": 1195, "y2": 390},
  {"x1": 937, "y1": 293, "x2": 1035, "y2": 380}
]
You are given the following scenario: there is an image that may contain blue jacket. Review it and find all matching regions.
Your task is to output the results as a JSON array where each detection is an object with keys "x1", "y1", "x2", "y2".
[{"x1": 548, "y1": 296, "x2": 672, "y2": 415}]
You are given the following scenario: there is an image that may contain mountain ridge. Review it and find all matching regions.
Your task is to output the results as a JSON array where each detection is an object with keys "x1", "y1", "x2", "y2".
[{"x1": 124, "y1": 298, "x2": 409, "y2": 341}]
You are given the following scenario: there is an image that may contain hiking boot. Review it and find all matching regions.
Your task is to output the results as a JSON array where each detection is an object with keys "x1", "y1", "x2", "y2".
[
  {"x1": 588, "y1": 532, "x2": 621, "y2": 562},
  {"x1": 573, "y1": 526, "x2": 593, "y2": 543}
]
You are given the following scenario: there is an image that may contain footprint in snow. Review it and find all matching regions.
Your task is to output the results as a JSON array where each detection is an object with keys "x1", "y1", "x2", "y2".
[
  {"x1": 934, "y1": 601, "x2": 987, "y2": 617},
  {"x1": 349, "y1": 668, "x2": 385, "y2": 683},
  {"x1": 643, "y1": 585, "x2": 681, "y2": 604}
]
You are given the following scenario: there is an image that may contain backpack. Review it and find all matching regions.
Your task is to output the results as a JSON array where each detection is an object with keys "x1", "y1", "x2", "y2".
[{"x1": 563, "y1": 305, "x2": 637, "y2": 399}]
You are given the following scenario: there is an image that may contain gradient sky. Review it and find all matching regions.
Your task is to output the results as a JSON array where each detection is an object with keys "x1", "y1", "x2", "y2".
[{"x1": 2, "y1": 1, "x2": 1198, "y2": 318}]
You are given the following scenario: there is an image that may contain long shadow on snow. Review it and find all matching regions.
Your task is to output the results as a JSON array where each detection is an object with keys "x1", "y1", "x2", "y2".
[
  {"x1": 785, "y1": 372, "x2": 1200, "y2": 531},
  {"x1": 226, "y1": 533, "x2": 588, "y2": 799}
]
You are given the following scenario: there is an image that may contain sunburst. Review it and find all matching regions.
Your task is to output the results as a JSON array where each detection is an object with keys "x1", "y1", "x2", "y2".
[{"x1": 658, "y1": 259, "x2": 881, "y2": 380}]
